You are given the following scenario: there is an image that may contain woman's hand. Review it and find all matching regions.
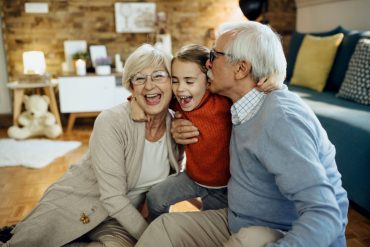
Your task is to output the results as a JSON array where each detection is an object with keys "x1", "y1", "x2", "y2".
[
  {"x1": 171, "y1": 112, "x2": 200, "y2": 145},
  {"x1": 130, "y1": 97, "x2": 148, "y2": 122},
  {"x1": 256, "y1": 75, "x2": 282, "y2": 93}
]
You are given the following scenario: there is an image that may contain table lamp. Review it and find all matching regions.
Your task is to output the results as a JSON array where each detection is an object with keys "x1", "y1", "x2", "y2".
[{"x1": 23, "y1": 51, "x2": 46, "y2": 75}]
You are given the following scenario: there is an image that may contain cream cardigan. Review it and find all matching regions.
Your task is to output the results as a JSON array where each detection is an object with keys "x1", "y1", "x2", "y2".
[{"x1": 5, "y1": 103, "x2": 182, "y2": 247}]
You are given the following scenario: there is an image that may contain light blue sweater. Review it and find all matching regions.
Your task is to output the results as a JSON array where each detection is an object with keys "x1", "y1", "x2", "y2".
[{"x1": 228, "y1": 86, "x2": 348, "y2": 247}]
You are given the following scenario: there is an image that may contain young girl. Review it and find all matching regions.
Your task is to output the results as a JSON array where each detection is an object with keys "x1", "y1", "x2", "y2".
[{"x1": 132, "y1": 44, "x2": 278, "y2": 222}]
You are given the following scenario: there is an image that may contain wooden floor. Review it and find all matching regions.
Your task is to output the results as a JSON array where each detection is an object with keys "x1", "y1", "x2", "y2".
[{"x1": 0, "y1": 125, "x2": 369, "y2": 246}]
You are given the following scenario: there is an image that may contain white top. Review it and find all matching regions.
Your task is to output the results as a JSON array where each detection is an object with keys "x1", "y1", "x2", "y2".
[{"x1": 128, "y1": 133, "x2": 170, "y2": 202}]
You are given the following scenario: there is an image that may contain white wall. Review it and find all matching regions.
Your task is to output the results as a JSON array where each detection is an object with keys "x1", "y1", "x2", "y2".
[
  {"x1": 0, "y1": 15, "x2": 11, "y2": 114},
  {"x1": 296, "y1": 0, "x2": 370, "y2": 32}
]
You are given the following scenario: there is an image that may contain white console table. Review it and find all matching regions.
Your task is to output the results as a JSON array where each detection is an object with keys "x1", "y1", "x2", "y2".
[{"x1": 58, "y1": 74, "x2": 130, "y2": 131}]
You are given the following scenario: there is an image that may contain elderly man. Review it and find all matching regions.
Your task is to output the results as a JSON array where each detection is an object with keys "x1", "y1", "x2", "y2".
[{"x1": 136, "y1": 21, "x2": 348, "y2": 247}]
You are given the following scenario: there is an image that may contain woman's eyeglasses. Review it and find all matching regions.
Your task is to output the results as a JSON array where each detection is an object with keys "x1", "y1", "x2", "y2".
[
  {"x1": 131, "y1": 70, "x2": 169, "y2": 85},
  {"x1": 209, "y1": 49, "x2": 231, "y2": 63}
]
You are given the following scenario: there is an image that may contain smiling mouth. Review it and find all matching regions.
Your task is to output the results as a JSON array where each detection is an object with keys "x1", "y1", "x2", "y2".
[
  {"x1": 178, "y1": 95, "x2": 193, "y2": 107},
  {"x1": 145, "y1": 93, "x2": 161, "y2": 105}
]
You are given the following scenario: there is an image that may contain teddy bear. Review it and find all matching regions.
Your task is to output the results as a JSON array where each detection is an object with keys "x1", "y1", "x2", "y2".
[{"x1": 8, "y1": 95, "x2": 62, "y2": 139}]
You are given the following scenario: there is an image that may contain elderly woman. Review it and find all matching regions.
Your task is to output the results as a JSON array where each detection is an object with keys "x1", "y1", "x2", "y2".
[{"x1": 2, "y1": 44, "x2": 182, "y2": 247}]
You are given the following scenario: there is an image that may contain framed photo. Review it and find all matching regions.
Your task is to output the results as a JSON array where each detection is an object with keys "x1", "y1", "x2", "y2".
[
  {"x1": 114, "y1": 3, "x2": 156, "y2": 33},
  {"x1": 89, "y1": 45, "x2": 107, "y2": 68},
  {"x1": 64, "y1": 40, "x2": 87, "y2": 72}
]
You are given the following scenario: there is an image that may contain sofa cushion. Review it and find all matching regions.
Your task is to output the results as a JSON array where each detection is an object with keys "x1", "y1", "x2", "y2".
[
  {"x1": 286, "y1": 32, "x2": 305, "y2": 82},
  {"x1": 325, "y1": 28, "x2": 370, "y2": 91},
  {"x1": 337, "y1": 39, "x2": 370, "y2": 105},
  {"x1": 289, "y1": 85, "x2": 370, "y2": 126},
  {"x1": 286, "y1": 26, "x2": 343, "y2": 82},
  {"x1": 291, "y1": 34, "x2": 344, "y2": 92},
  {"x1": 286, "y1": 26, "x2": 370, "y2": 92}
]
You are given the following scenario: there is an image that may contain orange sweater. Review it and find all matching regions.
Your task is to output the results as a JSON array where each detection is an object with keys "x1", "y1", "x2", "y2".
[{"x1": 173, "y1": 91, "x2": 232, "y2": 187}]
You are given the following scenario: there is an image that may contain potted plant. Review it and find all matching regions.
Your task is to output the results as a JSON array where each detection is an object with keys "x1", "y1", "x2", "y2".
[
  {"x1": 95, "y1": 57, "x2": 112, "y2": 75},
  {"x1": 72, "y1": 51, "x2": 89, "y2": 61}
]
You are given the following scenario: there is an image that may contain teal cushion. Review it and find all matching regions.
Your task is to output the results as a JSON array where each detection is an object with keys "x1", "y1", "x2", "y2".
[
  {"x1": 287, "y1": 26, "x2": 370, "y2": 92},
  {"x1": 286, "y1": 26, "x2": 342, "y2": 82},
  {"x1": 286, "y1": 32, "x2": 304, "y2": 82},
  {"x1": 325, "y1": 28, "x2": 370, "y2": 91}
]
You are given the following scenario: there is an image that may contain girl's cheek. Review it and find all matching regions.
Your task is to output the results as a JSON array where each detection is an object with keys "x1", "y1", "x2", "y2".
[{"x1": 172, "y1": 85, "x2": 177, "y2": 94}]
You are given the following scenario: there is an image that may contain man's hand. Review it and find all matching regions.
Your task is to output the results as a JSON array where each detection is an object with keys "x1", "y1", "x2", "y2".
[{"x1": 171, "y1": 112, "x2": 199, "y2": 145}]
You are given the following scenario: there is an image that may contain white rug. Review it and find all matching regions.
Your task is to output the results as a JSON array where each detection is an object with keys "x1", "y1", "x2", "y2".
[{"x1": 0, "y1": 138, "x2": 81, "y2": 168}]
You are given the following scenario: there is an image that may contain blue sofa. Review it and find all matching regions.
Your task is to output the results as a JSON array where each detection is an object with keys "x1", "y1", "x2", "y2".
[{"x1": 286, "y1": 27, "x2": 370, "y2": 215}]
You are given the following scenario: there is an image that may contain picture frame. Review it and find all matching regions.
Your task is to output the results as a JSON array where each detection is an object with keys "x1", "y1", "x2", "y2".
[
  {"x1": 89, "y1": 45, "x2": 108, "y2": 68},
  {"x1": 114, "y1": 3, "x2": 156, "y2": 33},
  {"x1": 63, "y1": 40, "x2": 87, "y2": 72}
]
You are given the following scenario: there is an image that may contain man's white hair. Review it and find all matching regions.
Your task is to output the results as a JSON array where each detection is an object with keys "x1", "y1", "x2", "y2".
[
  {"x1": 217, "y1": 21, "x2": 247, "y2": 37},
  {"x1": 220, "y1": 21, "x2": 286, "y2": 85}
]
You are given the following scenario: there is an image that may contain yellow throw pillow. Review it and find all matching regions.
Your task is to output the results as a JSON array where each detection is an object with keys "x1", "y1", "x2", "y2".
[{"x1": 290, "y1": 33, "x2": 344, "y2": 92}]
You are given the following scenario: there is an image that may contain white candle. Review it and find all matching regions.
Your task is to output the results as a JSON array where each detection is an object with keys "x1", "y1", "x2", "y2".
[
  {"x1": 115, "y1": 53, "x2": 124, "y2": 73},
  {"x1": 115, "y1": 54, "x2": 121, "y2": 66},
  {"x1": 76, "y1": 59, "x2": 86, "y2": 76}
]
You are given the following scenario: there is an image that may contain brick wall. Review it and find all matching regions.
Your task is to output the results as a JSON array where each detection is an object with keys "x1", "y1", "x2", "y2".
[{"x1": 1, "y1": 0, "x2": 296, "y2": 79}]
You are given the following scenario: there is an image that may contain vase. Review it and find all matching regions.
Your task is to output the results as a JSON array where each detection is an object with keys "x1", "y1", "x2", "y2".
[{"x1": 96, "y1": 65, "x2": 111, "y2": 75}]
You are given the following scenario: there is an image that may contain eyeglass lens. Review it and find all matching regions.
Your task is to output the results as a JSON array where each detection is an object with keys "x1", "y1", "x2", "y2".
[{"x1": 132, "y1": 71, "x2": 168, "y2": 85}]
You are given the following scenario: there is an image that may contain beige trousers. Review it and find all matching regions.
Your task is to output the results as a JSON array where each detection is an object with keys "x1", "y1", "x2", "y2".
[
  {"x1": 65, "y1": 217, "x2": 136, "y2": 247},
  {"x1": 135, "y1": 209, "x2": 284, "y2": 247}
]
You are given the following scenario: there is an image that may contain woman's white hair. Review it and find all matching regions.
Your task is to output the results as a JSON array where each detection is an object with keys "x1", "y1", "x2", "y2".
[
  {"x1": 220, "y1": 21, "x2": 287, "y2": 85},
  {"x1": 122, "y1": 44, "x2": 172, "y2": 91}
]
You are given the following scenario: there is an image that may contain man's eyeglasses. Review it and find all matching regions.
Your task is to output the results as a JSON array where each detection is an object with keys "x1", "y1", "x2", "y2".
[
  {"x1": 130, "y1": 70, "x2": 169, "y2": 85},
  {"x1": 209, "y1": 49, "x2": 231, "y2": 63}
]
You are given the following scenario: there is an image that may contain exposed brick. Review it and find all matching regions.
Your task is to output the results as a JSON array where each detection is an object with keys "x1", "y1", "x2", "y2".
[{"x1": 2, "y1": 0, "x2": 296, "y2": 79}]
